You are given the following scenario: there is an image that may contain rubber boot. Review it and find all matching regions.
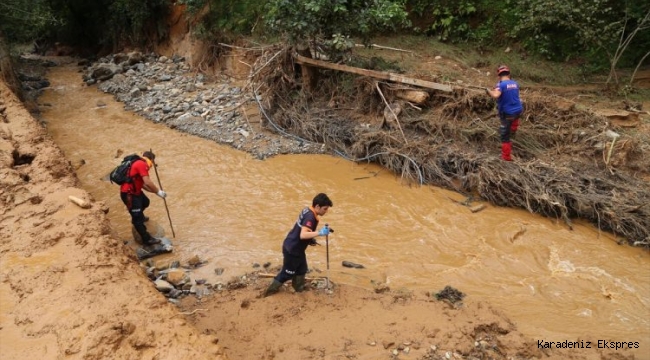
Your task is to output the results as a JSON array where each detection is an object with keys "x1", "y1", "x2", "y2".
[
  {"x1": 501, "y1": 142, "x2": 512, "y2": 161},
  {"x1": 263, "y1": 280, "x2": 283, "y2": 297},
  {"x1": 292, "y1": 275, "x2": 306, "y2": 293}
]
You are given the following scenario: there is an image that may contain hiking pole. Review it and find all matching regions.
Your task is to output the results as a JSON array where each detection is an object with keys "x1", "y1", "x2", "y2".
[
  {"x1": 325, "y1": 223, "x2": 330, "y2": 290},
  {"x1": 150, "y1": 148, "x2": 176, "y2": 238}
]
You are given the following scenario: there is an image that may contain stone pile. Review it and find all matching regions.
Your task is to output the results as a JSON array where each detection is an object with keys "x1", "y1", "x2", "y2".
[{"x1": 83, "y1": 51, "x2": 325, "y2": 159}]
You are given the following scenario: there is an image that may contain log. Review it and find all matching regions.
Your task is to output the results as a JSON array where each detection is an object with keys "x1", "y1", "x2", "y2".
[
  {"x1": 68, "y1": 195, "x2": 91, "y2": 209},
  {"x1": 395, "y1": 90, "x2": 429, "y2": 104},
  {"x1": 294, "y1": 54, "x2": 453, "y2": 92}
]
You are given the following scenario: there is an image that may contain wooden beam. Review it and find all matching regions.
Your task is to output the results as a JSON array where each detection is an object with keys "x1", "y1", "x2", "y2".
[{"x1": 293, "y1": 54, "x2": 453, "y2": 92}]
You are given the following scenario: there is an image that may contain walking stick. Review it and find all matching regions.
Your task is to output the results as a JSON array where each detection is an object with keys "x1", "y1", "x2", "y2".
[
  {"x1": 150, "y1": 149, "x2": 176, "y2": 238},
  {"x1": 325, "y1": 223, "x2": 330, "y2": 289}
]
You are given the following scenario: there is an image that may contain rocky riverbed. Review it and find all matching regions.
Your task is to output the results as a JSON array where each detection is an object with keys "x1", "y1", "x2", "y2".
[{"x1": 83, "y1": 51, "x2": 325, "y2": 159}]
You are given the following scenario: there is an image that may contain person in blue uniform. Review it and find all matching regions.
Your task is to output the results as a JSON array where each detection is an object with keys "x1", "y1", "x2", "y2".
[
  {"x1": 263, "y1": 193, "x2": 333, "y2": 297},
  {"x1": 487, "y1": 65, "x2": 524, "y2": 161}
]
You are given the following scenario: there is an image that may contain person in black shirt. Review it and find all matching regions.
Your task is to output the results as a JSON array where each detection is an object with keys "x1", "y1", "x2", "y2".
[{"x1": 263, "y1": 193, "x2": 333, "y2": 297}]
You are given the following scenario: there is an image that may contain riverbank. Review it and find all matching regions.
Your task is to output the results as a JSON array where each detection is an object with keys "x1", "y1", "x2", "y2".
[{"x1": 0, "y1": 79, "x2": 228, "y2": 360}]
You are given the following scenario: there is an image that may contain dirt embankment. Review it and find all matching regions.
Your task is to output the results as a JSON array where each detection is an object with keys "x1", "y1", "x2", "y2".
[{"x1": 0, "y1": 80, "x2": 228, "y2": 359}]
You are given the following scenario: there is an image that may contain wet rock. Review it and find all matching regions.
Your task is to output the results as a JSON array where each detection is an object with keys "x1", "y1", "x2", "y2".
[
  {"x1": 90, "y1": 63, "x2": 122, "y2": 81},
  {"x1": 434, "y1": 285, "x2": 465, "y2": 304},
  {"x1": 187, "y1": 254, "x2": 202, "y2": 267},
  {"x1": 154, "y1": 279, "x2": 174, "y2": 292},
  {"x1": 165, "y1": 268, "x2": 189, "y2": 286},
  {"x1": 342, "y1": 260, "x2": 364, "y2": 269},
  {"x1": 166, "y1": 288, "x2": 183, "y2": 299}
]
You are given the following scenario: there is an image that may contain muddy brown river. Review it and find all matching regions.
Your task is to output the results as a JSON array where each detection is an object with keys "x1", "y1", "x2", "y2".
[{"x1": 40, "y1": 64, "x2": 649, "y2": 355}]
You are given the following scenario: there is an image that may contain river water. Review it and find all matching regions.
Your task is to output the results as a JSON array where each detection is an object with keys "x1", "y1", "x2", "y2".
[{"x1": 39, "y1": 64, "x2": 649, "y2": 355}]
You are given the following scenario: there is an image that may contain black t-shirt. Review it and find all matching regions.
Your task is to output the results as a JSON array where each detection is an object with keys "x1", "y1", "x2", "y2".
[{"x1": 282, "y1": 207, "x2": 319, "y2": 255}]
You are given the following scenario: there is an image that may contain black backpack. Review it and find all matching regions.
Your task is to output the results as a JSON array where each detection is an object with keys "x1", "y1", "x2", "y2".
[{"x1": 109, "y1": 154, "x2": 142, "y2": 185}]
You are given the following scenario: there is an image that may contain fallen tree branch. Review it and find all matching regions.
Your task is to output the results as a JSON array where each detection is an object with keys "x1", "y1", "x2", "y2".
[
  {"x1": 376, "y1": 82, "x2": 407, "y2": 144},
  {"x1": 294, "y1": 53, "x2": 452, "y2": 92}
]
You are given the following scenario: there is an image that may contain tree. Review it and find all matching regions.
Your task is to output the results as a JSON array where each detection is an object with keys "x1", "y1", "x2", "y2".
[
  {"x1": 608, "y1": 9, "x2": 650, "y2": 84},
  {"x1": 0, "y1": 0, "x2": 60, "y2": 44},
  {"x1": 511, "y1": 0, "x2": 650, "y2": 82},
  {"x1": 265, "y1": 0, "x2": 410, "y2": 56}
]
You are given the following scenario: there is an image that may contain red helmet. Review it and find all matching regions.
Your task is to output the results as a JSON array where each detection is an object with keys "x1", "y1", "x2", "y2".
[{"x1": 497, "y1": 65, "x2": 510, "y2": 76}]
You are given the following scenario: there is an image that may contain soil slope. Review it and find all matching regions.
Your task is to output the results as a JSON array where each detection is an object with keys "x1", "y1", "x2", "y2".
[{"x1": 0, "y1": 80, "x2": 227, "y2": 360}]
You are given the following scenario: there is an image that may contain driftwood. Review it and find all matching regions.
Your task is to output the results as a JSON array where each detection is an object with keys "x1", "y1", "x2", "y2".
[
  {"x1": 395, "y1": 90, "x2": 429, "y2": 104},
  {"x1": 68, "y1": 195, "x2": 91, "y2": 209},
  {"x1": 293, "y1": 54, "x2": 453, "y2": 92}
]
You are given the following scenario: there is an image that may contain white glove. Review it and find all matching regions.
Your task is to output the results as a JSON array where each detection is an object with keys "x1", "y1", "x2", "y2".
[{"x1": 157, "y1": 190, "x2": 167, "y2": 199}]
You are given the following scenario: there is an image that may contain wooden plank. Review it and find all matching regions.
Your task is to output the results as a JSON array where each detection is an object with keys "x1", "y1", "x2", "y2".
[{"x1": 294, "y1": 54, "x2": 453, "y2": 92}]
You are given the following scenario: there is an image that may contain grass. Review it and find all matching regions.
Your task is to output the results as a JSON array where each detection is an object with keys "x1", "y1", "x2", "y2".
[{"x1": 349, "y1": 35, "x2": 601, "y2": 86}]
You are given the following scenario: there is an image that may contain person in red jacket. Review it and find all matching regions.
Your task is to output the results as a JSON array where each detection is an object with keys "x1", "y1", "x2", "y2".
[
  {"x1": 120, "y1": 151, "x2": 167, "y2": 246},
  {"x1": 486, "y1": 64, "x2": 524, "y2": 161}
]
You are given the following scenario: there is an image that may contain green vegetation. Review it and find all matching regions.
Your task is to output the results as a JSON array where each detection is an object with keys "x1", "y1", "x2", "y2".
[
  {"x1": 0, "y1": 0, "x2": 169, "y2": 51},
  {"x1": 0, "y1": 0, "x2": 647, "y2": 84},
  {"x1": 179, "y1": 0, "x2": 265, "y2": 41}
]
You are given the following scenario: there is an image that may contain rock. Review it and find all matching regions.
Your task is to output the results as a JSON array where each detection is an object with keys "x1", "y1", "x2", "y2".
[
  {"x1": 165, "y1": 268, "x2": 188, "y2": 286},
  {"x1": 154, "y1": 279, "x2": 174, "y2": 292},
  {"x1": 91, "y1": 63, "x2": 122, "y2": 81},
  {"x1": 167, "y1": 288, "x2": 183, "y2": 298},
  {"x1": 469, "y1": 204, "x2": 486, "y2": 213},
  {"x1": 342, "y1": 261, "x2": 365, "y2": 269},
  {"x1": 187, "y1": 255, "x2": 202, "y2": 267},
  {"x1": 382, "y1": 340, "x2": 395, "y2": 349}
]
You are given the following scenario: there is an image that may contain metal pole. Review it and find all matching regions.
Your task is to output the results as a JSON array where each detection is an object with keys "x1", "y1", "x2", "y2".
[
  {"x1": 150, "y1": 149, "x2": 176, "y2": 238},
  {"x1": 325, "y1": 223, "x2": 330, "y2": 289}
]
